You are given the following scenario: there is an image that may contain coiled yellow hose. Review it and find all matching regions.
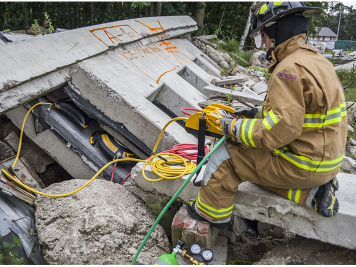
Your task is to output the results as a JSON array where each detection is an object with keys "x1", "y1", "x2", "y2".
[{"x1": 0, "y1": 103, "x2": 195, "y2": 197}]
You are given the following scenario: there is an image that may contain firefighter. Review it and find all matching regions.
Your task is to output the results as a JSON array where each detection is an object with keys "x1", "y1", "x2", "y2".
[{"x1": 186, "y1": 2, "x2": 347, "y2": 230}]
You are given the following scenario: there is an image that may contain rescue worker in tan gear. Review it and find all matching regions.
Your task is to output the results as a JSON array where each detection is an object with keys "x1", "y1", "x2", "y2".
[{"x1": 186, "y1": 2, "x2": 347, "y2": 230}]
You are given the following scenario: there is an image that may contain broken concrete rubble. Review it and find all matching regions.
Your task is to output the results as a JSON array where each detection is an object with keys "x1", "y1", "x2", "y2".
[
  {"x1": 35, "y1": 179, "x2": 170, "y2": 265},
  {"x1": 132, "y1": 161, "x2": 356, "y2": 250}
]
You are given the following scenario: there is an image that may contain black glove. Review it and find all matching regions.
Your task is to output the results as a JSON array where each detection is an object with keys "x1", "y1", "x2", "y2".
[
  {"x1": 220, "y1": 118, "x2": 236, "y2": 138},
  {"x1": 233, "y1": 107, "x2": 258, "y2": 118}
]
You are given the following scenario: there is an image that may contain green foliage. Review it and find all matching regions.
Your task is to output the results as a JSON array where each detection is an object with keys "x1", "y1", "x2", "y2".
[
  {"x1": 227, "y1": 258, "x2": 254, "y2": 265},
  {"x1": 233, "y1": 50, "x2": 254, "y2": 68},
  {"x1": 226, "y1": 86, "x2": 235, "y2": 105},
  {"x1": 0, "y1": 233, "x2": 24, "y2": 265},
  {"x1": 44, "y1": 12, "x2": 54, "y2": 33},
  {"x1": 337, "y1": 66, "x2": 356, "y2": 90},
  {"x1": 31, "y1": 19, "x2": 43, "y2": 35},
  {"x1": 219, "y1": 38, "x2": 240, "y2": 52}
]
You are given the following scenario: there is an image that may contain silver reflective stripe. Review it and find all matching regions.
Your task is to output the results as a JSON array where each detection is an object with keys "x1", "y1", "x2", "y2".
[
  {"x1": 197, "y1": 200, "x2": 234, "y2": 217},
  {"x1": 275, "y1": 148, "x2": 344, "y2": 171},
  {"x1": 265, "y1": 113, "x2": 276, "y2": 127},
  {"x1": 202, "y1": 141, "x2": 231, "y2": 186},
  {"x1": 195, "y1": 201, "x2": 232, "y2": 224},
  {"x1": 306, "y1": 186, "x2": 319, "y2": 209},
  {"x1": 243, "y1": 119, "x2": 253, "y2": 146},
  {"x1": 233, "y1": 119, "x2": 243, "y2": 143}
]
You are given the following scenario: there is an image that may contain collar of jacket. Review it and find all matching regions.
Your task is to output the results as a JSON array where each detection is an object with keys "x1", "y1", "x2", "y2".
[{"x1": 268, "y1": 33, "x2": 306, "y2": 73}]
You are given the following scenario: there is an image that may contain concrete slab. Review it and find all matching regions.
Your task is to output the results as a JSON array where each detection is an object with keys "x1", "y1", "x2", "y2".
[
  {"x1": 251, "y1": 80, "x2": 268, "y2": 95},
  {"x1": 202, "y1": 84, "x2": 264, "y2": 106},
  {"x1": 214, "y1": 76, "x2": 248, "y2": 86},
  {"x1": 0, "y1": 16, "x2": 197, "y2": 94},
  {"x1": 132, "y1": 162, "x2": 356, "y2": 250},
  {"x1": 233, "y1": 173, "x2": 356, "y2": 250}
]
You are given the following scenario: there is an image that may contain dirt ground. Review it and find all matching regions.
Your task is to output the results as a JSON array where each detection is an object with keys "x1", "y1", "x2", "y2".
[{"x1": 226, "y1": 230, "x2": 356, "y2": 265}]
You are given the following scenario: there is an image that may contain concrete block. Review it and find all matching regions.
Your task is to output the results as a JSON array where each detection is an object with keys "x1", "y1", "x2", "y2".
[
  {"x1": 4, "y1": 131, "x2": 19, "y2": 152},
  {"x1": 219, "y1": 229, "x2": 236, "y2": 244},
  {"x1": 342, "y1": 156, "x2": 356, "y2": 172},
  {"x1": 214, "y1": 76, "x2": 248, "y2": 86},
  {"x1": 242, "y1": 87, "x2": 258, "y2": 95},
  {"x1": 233, "y1": 173, "x2": 356, "y2": 250},
  {"x1": 349, "y1": 146, "x2": 356, "y2": 155},
  {"x1": 347, "y1": 124, "x2": 355, "y2": 132},
  {"x1": 243, "y1": 79, "x2": 257, "y2": 88},
  {"x1": 255, "y1": 71, "x2": 264, "y2": 77},
  {"x1": 251, "y1": 80, "x2": 268, "y2": 95},
  {"x1": 202, "y1": 85, "x2": 264, "y2": 106}
]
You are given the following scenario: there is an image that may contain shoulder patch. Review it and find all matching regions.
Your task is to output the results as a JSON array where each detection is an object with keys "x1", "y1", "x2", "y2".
[{"x1": 277, "y1": 72, "x2": 298, "y2": 81}]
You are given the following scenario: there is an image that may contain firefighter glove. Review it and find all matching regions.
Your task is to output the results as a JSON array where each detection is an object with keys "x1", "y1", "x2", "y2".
[
  {"x1": 220, "y1": 118, "x2": 237, "y2": 137},
  {"x1": 233, "y1": 107, "x2": 258, "y2": 118}
]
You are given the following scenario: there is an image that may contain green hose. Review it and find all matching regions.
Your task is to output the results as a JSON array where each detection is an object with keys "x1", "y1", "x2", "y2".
[{"x1": 131, "y1": 136, "x2": 226, "y2": 265}]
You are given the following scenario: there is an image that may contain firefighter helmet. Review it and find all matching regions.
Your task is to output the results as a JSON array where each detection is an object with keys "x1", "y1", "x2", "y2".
[{"x1": 250, "y1": 2, "x2": 322, "y2": 39}]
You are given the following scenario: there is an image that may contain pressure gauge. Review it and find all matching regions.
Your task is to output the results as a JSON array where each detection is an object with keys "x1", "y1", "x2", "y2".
[
  {"x1": 190, "y1": 243, "x2": 202, "y2": 255},
  {"x1": 202, "y1": 249, "x2": 214, "y2": 262}
]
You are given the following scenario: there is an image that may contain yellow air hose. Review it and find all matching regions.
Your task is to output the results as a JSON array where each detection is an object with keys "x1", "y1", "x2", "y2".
[{"x1": 0, "y1": 103, "x2": 196, "y2": 198}]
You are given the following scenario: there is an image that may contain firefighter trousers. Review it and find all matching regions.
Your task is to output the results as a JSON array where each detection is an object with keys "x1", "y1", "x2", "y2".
[{"x1": 196, "y1": 141, "x2": 339, "y2": 224}]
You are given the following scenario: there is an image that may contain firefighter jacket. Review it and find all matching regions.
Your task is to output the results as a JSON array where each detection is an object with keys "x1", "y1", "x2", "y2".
[{"x1": 234, "y1": 34, "x2": 347, "y2": 174}]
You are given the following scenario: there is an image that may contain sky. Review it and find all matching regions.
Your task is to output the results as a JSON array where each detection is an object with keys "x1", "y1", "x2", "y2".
[{"x1": 342, "y1": 1, "x2": 356, "y2": 8}]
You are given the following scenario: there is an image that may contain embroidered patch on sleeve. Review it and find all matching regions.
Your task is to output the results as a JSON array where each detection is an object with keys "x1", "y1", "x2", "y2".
[{"x1": 277, "y1": 72, "x2": 298, "y2": 81}]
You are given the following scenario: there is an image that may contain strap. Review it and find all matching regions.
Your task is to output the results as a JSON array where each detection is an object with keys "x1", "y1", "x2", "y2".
[{"x1": 193, "y1": 117, "x2": 207, "y2": 187}]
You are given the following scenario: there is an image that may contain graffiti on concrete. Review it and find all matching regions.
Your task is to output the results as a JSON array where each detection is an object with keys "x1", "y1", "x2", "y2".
[
  {"x1": 90, "y1": 25, "x2": 142, "y2": 46},
  {"x1": 90, "y1": 19, "x2": 192, "y2": 84}
]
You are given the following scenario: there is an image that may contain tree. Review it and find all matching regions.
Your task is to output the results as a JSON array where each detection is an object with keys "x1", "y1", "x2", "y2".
[{"x1": 193, "y1": 2, "x2": 205, "y2": 27}]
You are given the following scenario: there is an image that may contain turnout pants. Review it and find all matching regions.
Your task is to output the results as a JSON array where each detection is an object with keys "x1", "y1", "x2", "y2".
[{"x1": 196, "y1": 141, "x2": 339, "y2": 224}]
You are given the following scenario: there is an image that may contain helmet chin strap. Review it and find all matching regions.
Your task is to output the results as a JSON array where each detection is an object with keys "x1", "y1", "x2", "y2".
[{"x1": 266, "y1": 39, "x2": 275, "y2": 61}]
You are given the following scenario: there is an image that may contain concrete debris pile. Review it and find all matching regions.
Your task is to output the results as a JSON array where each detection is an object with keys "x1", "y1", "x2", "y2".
[
  {"x1": 35, "y1": 179, "x2": 170, "y2": 265},
  {"x1": 193, "y1": 36, "x2": 234, "y2": 69},
  {"x1": 342, "y1": 102, "x2": 356, "y2": 173}
]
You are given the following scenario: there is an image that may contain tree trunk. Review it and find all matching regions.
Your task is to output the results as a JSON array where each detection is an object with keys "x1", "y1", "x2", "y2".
[
  {"x1": 193, "y1": 2, "x2": 205, "y2": 27},
  {"x1": 157, "y1": 2, "x2": 162, "y2": 16},
  {"x1": 150, "y1": 2, "x2": 156, "y2": 16},
  {"x1": 218, "y1": 3, "x2": 227, "y2": 31},
  {"x1": 119, "y1": 2, "x2": 123, "y2": 20},
  {"x1": 239, "y1": 1, "x2": 256, "y2": 51},
  {"x1": 144, "y1": 6, "x2": 149, "y2": 17},
  {"x1": 90, "y1": 2, "x2": 95, "y2": 24},
  {"x1": 73, "y1": 3, "x2": 78, "y2": 28},
  {"x1": 106, "y1": 2, "x2": 111, "y2": 14}
]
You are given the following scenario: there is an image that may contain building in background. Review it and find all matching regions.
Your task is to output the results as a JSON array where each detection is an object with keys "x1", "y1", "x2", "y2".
[{"x1": 308, "y1": 27, "x2": 337, "y2": 50}]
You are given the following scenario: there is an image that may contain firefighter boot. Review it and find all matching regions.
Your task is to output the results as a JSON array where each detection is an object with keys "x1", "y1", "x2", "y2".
[
  {"x1": 312, "y1": 177, "x2": 339, "y2": 217},
  {"x1": 186, "y1": 199, "x2": 229, "y2": 230}
]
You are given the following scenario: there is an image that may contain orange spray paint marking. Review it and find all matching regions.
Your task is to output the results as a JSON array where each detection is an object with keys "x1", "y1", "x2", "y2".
[
  {"x1": 90, "y1": 25, "x2": 142, "y2": 47},
  {"x1": 158, "y1": 40, "x2": 192, "y2": 64},
  {"x1": 118, "y1": 45, "x2": 176, "y2": 84}
]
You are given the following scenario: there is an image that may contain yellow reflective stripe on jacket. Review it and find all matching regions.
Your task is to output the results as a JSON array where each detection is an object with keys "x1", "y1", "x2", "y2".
[
  {"x1": 274, "y1": 1, "x2": 284, "y2": 5},
  {"x1": 303, "y1": 102, "x2": 346, "y2": 128},
  {"x1": 262, "y1": 109, "x2": 279, "y2": 130},
  {"x1": 274, "y1": 147, "x2": 344, "y2": 172},
  {"x1": 288, "y1": 189, "x2": 301, "y2": 204},
  {"x1": 197, "y1": 193, "x2": 234, "y2": 218},
  {"x1": 241, "y1": 119, "x2": 257, "y2": 147}
]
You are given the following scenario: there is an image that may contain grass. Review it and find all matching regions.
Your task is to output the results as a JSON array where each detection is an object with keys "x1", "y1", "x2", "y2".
[{"x1": 337, "y1": 65, "x2": 356, "y2": 102}]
